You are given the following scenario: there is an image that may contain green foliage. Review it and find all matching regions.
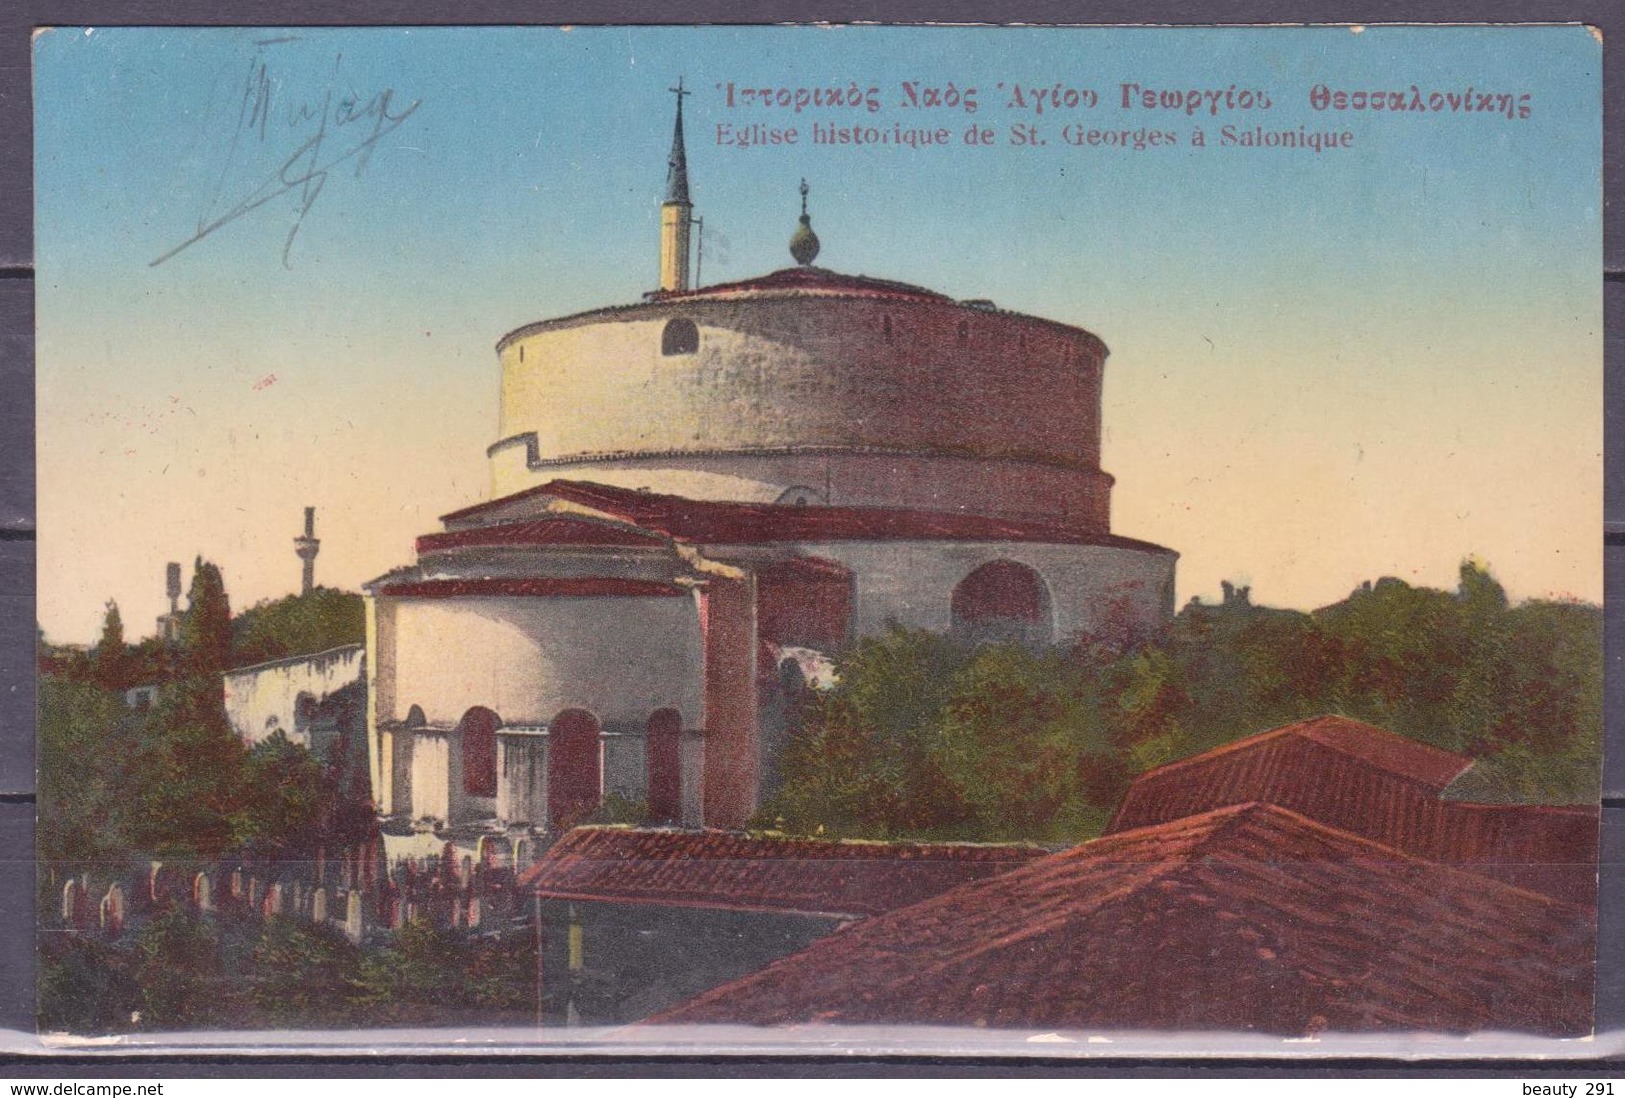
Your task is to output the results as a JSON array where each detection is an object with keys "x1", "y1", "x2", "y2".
[
  {"x1": 354, "y1": 919, "x2": 536, "y2": 1021},
  {"x1": 39, "y1": 560, "x2": 375, "y2": 867},
  {"x1": 92, "y1": 601, "x2": 131, "y2": 691},
  {"x1": 232, "y1": 588, "x2": 365, "y2": 668},
  {"x1": 765, "y1": 560, "x2": 1602, "y2": 843},
  {"x1": 249, "y1": 917, "x2": 364, "y2": 1026},
  {"x1": 768, "y1": 626, "x2": 976, "y2": 838},
  {"x1": 240, "y1": 732, "x2": 334, "y2": 860},
  {"x1": 38, "y1": 934, "x2": 141, "y2": 1035},
  {"x1": 123, "y1": 712, "x2": 254, "y2": 862},
  {"x1": 130, "y1": 904, "x2": 234, "y2": 1029},
  {"x1": 178, "y1": 558, "x2": 232, "y2": 686},
  {"x1": 937, "y1": 646, "x2": 1115, "y2": 840},
  {"x1": 586, "y1": 793, "x2": 649, "y2": 826},
  {"x1": 39, "y1": 910, "x2": 537, "y2": 1033},
  {"x1": 37, "y1": 677, "x2": 134, "y2": 867}
]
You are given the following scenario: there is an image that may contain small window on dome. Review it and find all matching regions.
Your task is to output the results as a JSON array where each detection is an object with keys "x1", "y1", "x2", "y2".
[
  {"x1": 518, "y1": 345, "x2": 525, "y2": 363},
  {"x1": 662, "y1": 318, "x2": 699, "y2": 356},
  {"x1": 957, "y1": 320, "x2": 969, "y2": 344},
  {"x1": 775, "y1": 486, "x2": 824, "y2": 507},
  {"x1": 883, "y1": 315, "x2": 893, "y2": 342}
]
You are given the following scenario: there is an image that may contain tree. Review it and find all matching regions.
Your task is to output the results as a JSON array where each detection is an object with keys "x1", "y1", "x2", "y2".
[
  {"x1": 128, "y1": 558, "x2": 252, "y2": 861},
  {"x1": 37, "y1": 675, "x2": 134, "y2": 865},
  {"x1": 937, "y1": 645, "x2": 1116, "y2": 841},
  {"x1": 765, "y1": 626, "x2": 975, "y2": 837},
  {"x1": 91, "y1": 601, "x2": 131, "y2": 691},
  {"x1": 765, "y1": 561, "x2": 1603, "y2": 841},
  {"x1": 176, "y1": 558, "x2": 232, "y2": 690},
  {"x1": 240, "y1": 731, "x2": 330, "y2": 860},
  {"x1": 231, "y1": 588, "x2": 364, "y2": 668}
]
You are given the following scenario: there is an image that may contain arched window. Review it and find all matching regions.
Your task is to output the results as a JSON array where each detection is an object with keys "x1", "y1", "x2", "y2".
[
  {"x1": 661, "y1": 318, "x2": 699, "y2": 356},
  {"x1": 547, "y1": 709, "x2": 603, "y2": 831},
  {"x1": 951, "y1": 560, "x2": 1052, "y2": 646},
  {"x1": 457, "y1": 706, "x2": 502, "y2": 798},
  {"x1": 956, "y1": 320, "x2": 969, "y2": 344},
  {"x1": 775, "y1": 485, "x2": 823, "y2": 507},
  {"x1": 882, "y1": 314, "x2": 893, "y2": 341},
  {"x1": 646, "y1": 709, "x2": 683, "y2": 825}
]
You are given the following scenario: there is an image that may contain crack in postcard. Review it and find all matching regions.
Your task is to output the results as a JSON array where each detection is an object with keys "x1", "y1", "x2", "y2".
[{"x1": 31, "y1": 23, "x2": 1602, "y2": 1054}]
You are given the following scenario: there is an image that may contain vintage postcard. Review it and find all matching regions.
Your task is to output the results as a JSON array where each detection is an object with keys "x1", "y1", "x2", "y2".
[{"x1": 32, "y1": 24, "x2": 1603, "y2": 1055}]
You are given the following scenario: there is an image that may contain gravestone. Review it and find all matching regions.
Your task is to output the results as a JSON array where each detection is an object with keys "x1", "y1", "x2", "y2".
[
  {"x1": 100, "y1": 884, "x2": 125, "y2": 937},
  {"x1": 344, "y1": 889, "x2": 365, "y2": 944}
]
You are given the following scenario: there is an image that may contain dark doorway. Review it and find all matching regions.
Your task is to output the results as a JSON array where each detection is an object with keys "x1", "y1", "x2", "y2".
[
  {"x1": 458, "y1": 706, "x2": 502, "y2": 798},
  {"x1": 547, "y1": 709, "x2": 603, "y2": 831},
  {"x1": 646, "y1": 708, "x2": 683, "y2": 824}
]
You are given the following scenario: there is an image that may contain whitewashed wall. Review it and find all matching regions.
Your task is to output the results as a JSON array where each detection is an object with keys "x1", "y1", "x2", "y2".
[
  {"x1": 222, "y1": 645, "x2": 365, "y2": 748},
  {"x1": 378, "y1": 595, "x2": 703, "y2": 729}
]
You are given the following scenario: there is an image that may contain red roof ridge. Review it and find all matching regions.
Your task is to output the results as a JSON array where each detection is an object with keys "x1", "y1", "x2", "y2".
[
  {"x1": 372, "y1": 577, "x2": 688, "y2": 600},
  {"x1": 417, "y1": 513, "x2": 669, "y2": 553},
  {"x1": 1105, "y1": 800, "x2": 1587, "y2": 909},
  {"x1": 436, "y1": 478, "x2": 1176, "y2": 554},
  {"x1": 646, "y1": 801, "x2": 1593, "y2": 1030},
  {"x1": 1130, "y1": 715, "x2": 1470, "y2": 790},
  {"x1": 517, "y1": 826, "x2": 1050, "y2": 916}
]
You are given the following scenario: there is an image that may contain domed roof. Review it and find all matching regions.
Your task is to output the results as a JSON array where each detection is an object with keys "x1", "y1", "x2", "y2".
[{"x1": 679, "y1": 265, "x2": 951, "y2": 301}]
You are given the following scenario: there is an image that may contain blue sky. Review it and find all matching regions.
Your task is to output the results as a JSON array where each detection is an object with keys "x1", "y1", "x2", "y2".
[{"x1": 35, "y1": 24, "x2": 1602, "y2": 642}]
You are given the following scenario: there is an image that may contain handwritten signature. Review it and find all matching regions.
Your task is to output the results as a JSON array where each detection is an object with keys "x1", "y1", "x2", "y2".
[{"x1": 152, "y1": 46, "x2": 422, "y2": 268}]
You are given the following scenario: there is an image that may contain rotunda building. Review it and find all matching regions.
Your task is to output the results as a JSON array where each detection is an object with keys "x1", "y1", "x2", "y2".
[{"x1": 364, "y1": 88, "x2": 1176, "y2": 840}]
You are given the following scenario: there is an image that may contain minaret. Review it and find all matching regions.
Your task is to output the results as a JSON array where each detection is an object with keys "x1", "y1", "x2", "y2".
[
  {"x1": 660, "y1": 78, "x2": 694, "y2": 292},
  {"x1": 294, "y1": 507, "x2": 320, "y2": 596}
]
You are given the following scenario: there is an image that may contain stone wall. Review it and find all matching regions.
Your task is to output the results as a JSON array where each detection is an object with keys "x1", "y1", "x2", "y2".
[
  {"x1": 730, "y1": 540, "x2": 1177, "y2": 646},
  {"x1": 484, "y1": 447, "x2": 1113, "y2": 531},
  {"x1": 493, "y1": 294, "x2": 1107, "y2": 523},
  {"x1": 222, "y1": 645, "x2": 365, "y2": 749}
]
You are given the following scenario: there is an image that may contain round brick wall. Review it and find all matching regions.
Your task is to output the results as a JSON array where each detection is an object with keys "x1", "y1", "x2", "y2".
[{"x1": 494, "y1": 283, "x2": 1109, "y2": 527}]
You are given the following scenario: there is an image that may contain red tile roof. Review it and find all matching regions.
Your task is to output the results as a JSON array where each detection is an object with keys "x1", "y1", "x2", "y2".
[
  {"x1": 417, "y1": 515, "x2": 666, "y2": 553},
  {"x1": 1108, "y1": 716, "x2": 1597, "y2": 906},
  {"x1": 649, "y1": 803, "x2": 1595, "y2": 1035},
  {"x1": 1132, "y1": 716, "x2": 1472, "y2": 791},
  {"x1": 441, "y1": 480, "x2": 1175, "y2": 554},
  {"x1": 518, "y1": 827, "x2": 1046, "y2": 919},
  {"x1": 661, "y1": 266, "x2": 951, "y2": 302},
  {"x1": 370, "y1": 577, "x2": 687, "y2": 599}
]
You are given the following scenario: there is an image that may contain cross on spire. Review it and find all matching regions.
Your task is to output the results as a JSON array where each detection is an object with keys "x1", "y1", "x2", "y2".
[{"x1": 664, "y1": 77, "x2": 692, "y2": 206}]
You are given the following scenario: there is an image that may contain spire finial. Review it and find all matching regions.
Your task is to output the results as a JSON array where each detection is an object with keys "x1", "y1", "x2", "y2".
[
  {"x1": 789, "y1": 177, "x2": 820, "y2": 266},
  {"x1": 664, "y1": 78, "x2": 692, "y2": 206}
]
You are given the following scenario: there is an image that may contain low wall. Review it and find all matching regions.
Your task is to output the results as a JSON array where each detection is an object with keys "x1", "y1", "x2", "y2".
[{"x1": 223, "y1": 645, "x2": 366, "y2": 749}]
